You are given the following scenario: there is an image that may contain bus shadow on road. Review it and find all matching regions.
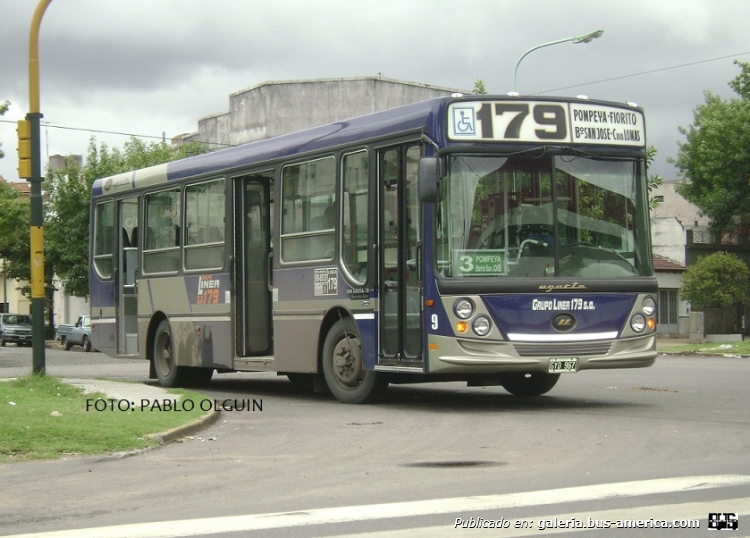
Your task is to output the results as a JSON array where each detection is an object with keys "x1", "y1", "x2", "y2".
[{"x1": 173, "y1": 374, "x2": 651, "y2": 414}]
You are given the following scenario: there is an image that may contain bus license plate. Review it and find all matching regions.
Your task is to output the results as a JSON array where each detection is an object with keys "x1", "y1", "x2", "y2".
[{"x1": 549, "y1": 358, "x2": 577, "y2": 373}]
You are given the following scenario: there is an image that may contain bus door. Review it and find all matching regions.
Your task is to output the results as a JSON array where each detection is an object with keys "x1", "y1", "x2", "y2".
[
  {"x1": 117, "y1": 197, "x2": 139, "y2": 355},
  {"x1": 378, "y1": 145, "x2": 422, "y2": 363},
  {"x1": 234, "y1": 173, "x2": 273, "y2": 356}
]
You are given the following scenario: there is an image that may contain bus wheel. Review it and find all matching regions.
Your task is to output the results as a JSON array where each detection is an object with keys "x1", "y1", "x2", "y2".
[
  {"x1": 502, "y1": 372, "x2": 560, "y2": 397},
  {"x1": 322, "y1": 318, "x2": 386, "y2": 404},
  {"x1": 153, "y1": 319, "x2": 181, "y2": 387}
]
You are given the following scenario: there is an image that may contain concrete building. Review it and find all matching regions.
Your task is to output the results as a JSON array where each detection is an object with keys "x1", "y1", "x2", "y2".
[
  {"x1": 0, "y1": 260, "x2": 30, "y2": 315},
  {"x1": 650, "y1": 215, "x2": 689, "y2": 336},
  {"x1": 650, "y1": 181, "x2": 710, "y2": 230},
  {"x1": 182, "y1": 76, "x2": 464, "y2": 148},
  {"x1": 49, "y1": 154, "x2": 83, "y2": 173},
  {"x1": 52, "y1": 275, "x2": 88, "y2": 327}
]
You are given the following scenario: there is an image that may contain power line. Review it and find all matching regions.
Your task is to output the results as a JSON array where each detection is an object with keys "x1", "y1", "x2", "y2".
[
  {"x1": 41, "y1": 122, "x2": 169, "y2": 140},
  {"x1": 537, "y1": 51, "x2": 750, "y2": 94},
  {"x1": 0, "y1": 119, "x2": 234, "y2": 148},
  {"x1": 0, "y1": 117, "x2": 162, "y2": 139}
]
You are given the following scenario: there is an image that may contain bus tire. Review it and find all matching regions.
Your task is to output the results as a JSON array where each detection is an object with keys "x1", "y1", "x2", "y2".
[
  {"x1": 502, "y1": 372, "x2": 560, "y2": 397},
  {"x1": 322, "y1": 317, "x2": 386, "y2": 404},
  {"x1": 153, "y1": 320, "x2": 213, "y2": 387},
  {"x1": 153, "y1": 319, "x2": 184, "y2": 388}
]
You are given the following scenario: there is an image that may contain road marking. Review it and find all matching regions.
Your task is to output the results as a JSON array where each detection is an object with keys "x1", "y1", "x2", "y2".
[
  {"x1": 332, "y1": 497, "x2": 750, "y2": 537},
  {"x1": 5, "y1": 475, "x2": 750, "y2": 538}
]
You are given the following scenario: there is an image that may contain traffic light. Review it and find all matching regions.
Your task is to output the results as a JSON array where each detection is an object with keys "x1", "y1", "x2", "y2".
[{"x1": 17, "y1": 119, "x2": 32, "y2": 179}]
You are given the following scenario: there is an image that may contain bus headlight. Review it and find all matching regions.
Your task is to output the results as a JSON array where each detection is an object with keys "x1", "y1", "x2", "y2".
[
  {"x1": 453, "y1": 298, "x2": 475, "y2": 320},
  {"x1": 472, "y1": 316, "x2": 492, "y2": 337},
  {"x1": 642, "y1": 296, "x2": 656, "y2": 316},
  {"x1": 630, "y1": 314, "x2": 646, "y2": 333}
]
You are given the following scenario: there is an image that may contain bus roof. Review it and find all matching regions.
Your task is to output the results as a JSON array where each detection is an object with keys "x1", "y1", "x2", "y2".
[{"x1": 91, "y1": 96, "x2": 447, "y2": 197}]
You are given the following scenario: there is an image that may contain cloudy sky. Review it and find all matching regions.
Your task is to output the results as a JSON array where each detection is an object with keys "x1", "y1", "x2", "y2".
[{"x1": 1, "y1": 0, "x2": 749, "y2": 182}]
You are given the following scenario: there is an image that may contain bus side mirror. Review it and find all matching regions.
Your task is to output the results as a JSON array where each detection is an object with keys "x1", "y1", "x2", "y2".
[{"x1": 418, "y1": 157, "x2": 442, "y2": 203}]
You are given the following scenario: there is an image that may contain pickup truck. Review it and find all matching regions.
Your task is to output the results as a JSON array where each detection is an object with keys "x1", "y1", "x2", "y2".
[{"x1": 56, "y1": 315, "x2": 93, "y2": 352}]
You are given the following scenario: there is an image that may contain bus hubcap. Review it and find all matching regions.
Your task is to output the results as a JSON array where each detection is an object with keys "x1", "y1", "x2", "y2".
[
  {"x1": 157, "y1": 334, "x2": 172, "y2": 374},
  {"x1": 332, "y1": 335, "x2": 363, "y2": 388}
]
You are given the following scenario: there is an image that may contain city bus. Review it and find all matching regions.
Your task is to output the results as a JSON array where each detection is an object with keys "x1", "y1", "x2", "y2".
[{"x1": 89, "y1": 94, "x2": 657, "y2": 403}]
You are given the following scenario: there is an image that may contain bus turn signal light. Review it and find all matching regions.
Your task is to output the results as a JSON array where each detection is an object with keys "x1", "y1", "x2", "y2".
[{"x1": 456, "y1": 321, "x2": 468, "y2": 333}]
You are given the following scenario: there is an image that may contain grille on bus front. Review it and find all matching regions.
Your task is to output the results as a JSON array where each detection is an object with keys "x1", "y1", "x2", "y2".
[{"x1": 513, "y1": 341, "x2": 612, "y2": 357}]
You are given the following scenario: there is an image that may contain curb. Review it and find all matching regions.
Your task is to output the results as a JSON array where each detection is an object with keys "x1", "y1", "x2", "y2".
[
  {"x1": 146, "y1": 409, "x2": 221, "y2": 444},
  {"x1": 658, "y1": 349, "x2": 750, "y2": 358}
]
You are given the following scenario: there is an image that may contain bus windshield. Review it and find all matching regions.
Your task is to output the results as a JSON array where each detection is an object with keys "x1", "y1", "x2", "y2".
[{"x1": 436, "y1": 154, "x2": 651, "y2": 279}]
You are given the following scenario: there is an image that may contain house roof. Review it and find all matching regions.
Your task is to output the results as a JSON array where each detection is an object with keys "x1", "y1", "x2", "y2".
[
  {"x1": 0, "y1": 178, "x2": 31, "y2": 195},
  {"x1": 653, "y1": 254, "x2": 687, "y2": 272}
]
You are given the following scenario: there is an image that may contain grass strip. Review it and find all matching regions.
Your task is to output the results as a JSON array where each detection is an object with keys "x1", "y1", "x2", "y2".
[
  {"x1": 0, "y1": 375, "x2": 208, "y2": 462},
  {"x1": 661, "y1": 340, "x2": 750, "y2": 356}
]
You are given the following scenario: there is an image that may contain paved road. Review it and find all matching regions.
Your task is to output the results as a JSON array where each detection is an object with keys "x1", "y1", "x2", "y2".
[{"x1": 1, "y1": 346, "x2": 748, "y2": 536}]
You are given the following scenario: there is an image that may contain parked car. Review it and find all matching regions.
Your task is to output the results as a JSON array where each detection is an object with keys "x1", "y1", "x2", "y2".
[
  {"x1": 0, "y1": 313, "x2": 33, "y2": 347},
  {"x1": 56, "y1": 315, "x2": 93, "y2": 352}
]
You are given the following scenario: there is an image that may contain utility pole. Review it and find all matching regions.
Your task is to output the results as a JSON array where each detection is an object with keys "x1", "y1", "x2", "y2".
[{"x1": 18, "y1": 0, "x2": 54, "y2": 374}]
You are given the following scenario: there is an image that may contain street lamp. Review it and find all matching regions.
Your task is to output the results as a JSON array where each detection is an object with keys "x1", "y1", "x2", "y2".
[
  {"x1": 20, "y1": 0, "x2": 54, "y2": 374},
  {"x1": 512, "y1": 29, "x2": 604, "y2": 93}
]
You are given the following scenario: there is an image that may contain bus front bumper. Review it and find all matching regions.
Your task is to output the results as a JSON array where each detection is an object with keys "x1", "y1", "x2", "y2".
[{"x1": 427, "y1": 334, "x2": 656, "y2": 374}]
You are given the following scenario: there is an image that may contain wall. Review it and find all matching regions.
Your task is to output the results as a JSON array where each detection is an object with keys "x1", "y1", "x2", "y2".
[
  {"x1": 52, "y1": 276, "x2": 89, "y2": 327},
  {"x1": 0, "y1": 273, "x2": 30, "y2": 314},
  {"x1": 650, "y1": 181, "x2": 710, "y2": 230},
  {"x1": 185, "y1": 77, "x2": 463, "y2": 148},
  {"x1": 651, "y1": 217, "x2": 686, "y2": 265}
]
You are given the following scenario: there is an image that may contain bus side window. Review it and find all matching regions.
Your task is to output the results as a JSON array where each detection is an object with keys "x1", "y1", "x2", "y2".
[
  {"x1": 342, "y1": 150, "x2": 369, "y2": 282},
  {"x1": 93, "y1": 200, "x2": 115, "y2": 278},
  {"x1": 184, "y1": 178, "x2": 226, "y2": 271},
  {"x1": 280, "y1": 157, "x2": 335, "y2": 263},
  {"x1": 143, "y1": 187, "x2": 181, "y2": 274}
]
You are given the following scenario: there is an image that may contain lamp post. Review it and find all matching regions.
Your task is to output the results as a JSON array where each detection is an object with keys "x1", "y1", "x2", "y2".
[
  {"x1": 512, "y1": 29, "x2": 603, "y2": 93},
  {"x1": 19, "y1": 0, "x2": 54, "y2": 374}
]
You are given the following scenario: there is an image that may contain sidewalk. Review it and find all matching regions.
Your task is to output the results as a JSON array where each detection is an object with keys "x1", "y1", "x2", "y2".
[
  {"x1": 655, "y1": 336, "x2": 691, "y2": 352},
  {"x1": 63, "y1": 378, "x2": 220, "y2": 444}
]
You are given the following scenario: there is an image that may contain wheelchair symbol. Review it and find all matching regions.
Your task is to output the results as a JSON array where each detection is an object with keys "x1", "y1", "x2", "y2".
[{"x1": 452, "y1": 108, "x2": 476, "y2": 136}]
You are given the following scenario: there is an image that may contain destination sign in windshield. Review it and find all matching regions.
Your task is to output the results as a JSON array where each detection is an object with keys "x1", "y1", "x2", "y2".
[{"x1": 448, "y1": 100, "x2": 645, "y2": 147}]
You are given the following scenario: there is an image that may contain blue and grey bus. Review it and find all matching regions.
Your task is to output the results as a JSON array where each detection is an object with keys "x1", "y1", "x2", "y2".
[{"x1": 90, "y1": 94, "x2": 657, "y2": 403}]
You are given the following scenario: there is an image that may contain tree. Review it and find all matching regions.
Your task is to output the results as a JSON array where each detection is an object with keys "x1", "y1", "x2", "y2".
[
  {"x1": 671, "y1": 61, "x2": 750, "y2": 232},
  {"x1": 473, "y1": 79, "x2": 487, "y2": 95},
  {"x1": 0, "y1": 180, "x2": 31, "y2": 286},
  {"x1": 646, "y1": 146, "x2": 663, "y2": 210},
  {"x1": 44, "y1": 157, "x2": 90, "y2": 297},
  {"x1": 680, "y1": 251, "x2": 750, "y2": 313},
  {"x1": 45, "y1": 137, "x2": 211, "y2": 297},
  {"x1": 0, "y1": 100, "x2": 9, "y2": 160}
]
